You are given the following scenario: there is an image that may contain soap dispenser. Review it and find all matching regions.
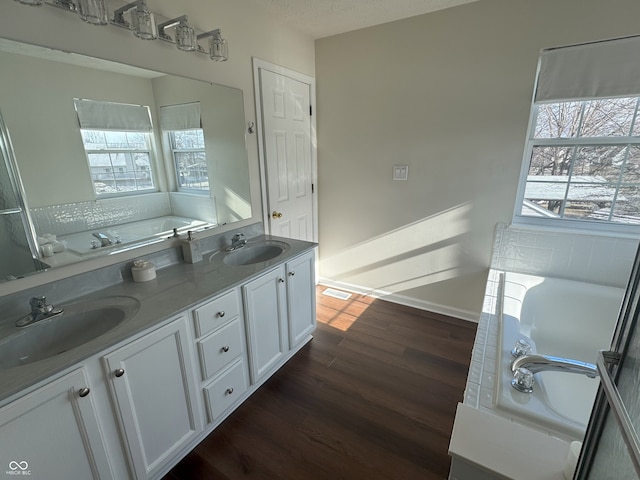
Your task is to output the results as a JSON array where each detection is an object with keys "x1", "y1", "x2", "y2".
[{"x1": 181, "y1": 230, "x2": 203, "y2": 263}]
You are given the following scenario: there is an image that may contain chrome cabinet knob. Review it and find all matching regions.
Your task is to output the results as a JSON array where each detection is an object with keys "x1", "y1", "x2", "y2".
[
  {"x1": 78, "y1": 387, "x2": 90, "y2": 398},
  {"x1": 278, "y1": 278, "x2": 285, "y2": 283},
  {"x1": 217, "y1": 311, "x2": 225, "y2": 318},
  {"x1": 114, "y1": 368, "x2": 125, "y2": 377},
  {"x1": 222, "y1": 345, "x2": 230, "y2": 353},
  {"x1": 288, "y1": 271, "x2": 295, "y2": 276},
  {"x1": 225, "y1": 387, "x2": 234, "y2": 395}
]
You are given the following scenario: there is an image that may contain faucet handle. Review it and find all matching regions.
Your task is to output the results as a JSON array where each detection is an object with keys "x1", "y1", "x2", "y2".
[{"x1": 30, "y1": 296, "x2": 47, "y2": 311}]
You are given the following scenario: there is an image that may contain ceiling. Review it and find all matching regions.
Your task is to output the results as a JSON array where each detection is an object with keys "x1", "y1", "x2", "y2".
[{"x1": 258, "y1": 0, "x2": 479, "y2": 39}]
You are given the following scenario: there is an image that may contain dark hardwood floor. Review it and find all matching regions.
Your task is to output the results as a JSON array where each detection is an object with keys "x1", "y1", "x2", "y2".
[{"x1": 164, "y1": 286, "x2": 477, "y2": 480}]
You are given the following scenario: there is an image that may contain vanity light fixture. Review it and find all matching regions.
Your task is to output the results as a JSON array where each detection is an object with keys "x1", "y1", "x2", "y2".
[
  {"x1": 197, "y1": 29, "x2": 228, "y2": 62},
  {"x1": 158, "y1": 15, "x2": 197, "y2": 51},
  {"x1": 113, "y1": 0, "x2": 157, "y2": 40},
  {"x1": 76, "y1": 0, "x2": 108, "y2": 25}
]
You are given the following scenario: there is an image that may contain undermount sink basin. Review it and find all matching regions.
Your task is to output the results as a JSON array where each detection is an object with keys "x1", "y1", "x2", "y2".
[
  {"x1": 222, "y1": 241, "x2": 289, "y2": 266},
  {"x1": 0, "y1": 295, "x2": 140, "y2": 368}
]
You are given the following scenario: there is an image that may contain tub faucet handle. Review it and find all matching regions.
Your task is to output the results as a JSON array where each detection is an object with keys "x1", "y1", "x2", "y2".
[
  {"x1": 512, "y1": 367, "x2": 534, "y2": 394},
  {"x1": 511, "y1": 338, "x2": 532, "y2": 358}
]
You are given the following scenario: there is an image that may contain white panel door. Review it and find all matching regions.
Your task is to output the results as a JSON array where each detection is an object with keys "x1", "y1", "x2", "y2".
[{"x1": 259, "y1": 68, "x2": 314, "y2": 241}]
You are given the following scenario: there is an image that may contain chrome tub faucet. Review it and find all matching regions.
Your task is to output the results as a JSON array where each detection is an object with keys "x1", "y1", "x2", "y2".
[{"x1": 511, "y1": 354, "x2": 598, "y2": 393}]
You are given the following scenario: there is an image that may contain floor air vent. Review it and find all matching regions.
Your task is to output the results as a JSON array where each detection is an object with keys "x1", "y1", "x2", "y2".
[{"x1": 321, "y1": 288, "x2": 352, "y2": 301}]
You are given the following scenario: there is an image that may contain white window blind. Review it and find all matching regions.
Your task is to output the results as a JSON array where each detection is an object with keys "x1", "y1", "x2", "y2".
[
  {"x1": 74, "y1": 99, "x2": 153, "y2": 132},
  {"x1": 535, "y1": 35, "x2": 640, "y2": 103},
  {"x1": 159, "y1": 102, "x2": 202, "y2": 131}
]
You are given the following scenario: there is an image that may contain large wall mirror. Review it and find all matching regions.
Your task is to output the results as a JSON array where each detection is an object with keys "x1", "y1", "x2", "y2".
[{"x1": 0, "y1": 38, "x2": 252, "y2": 281}]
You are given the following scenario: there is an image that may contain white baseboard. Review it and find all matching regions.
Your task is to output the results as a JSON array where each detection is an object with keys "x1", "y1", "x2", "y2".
[{"x1": 318, "y1": 277, "x2": 479, "y2": 323}]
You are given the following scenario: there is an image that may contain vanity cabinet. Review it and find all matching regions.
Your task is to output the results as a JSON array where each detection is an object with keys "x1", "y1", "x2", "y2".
[
  {"x1": 244, "y1": 250, "x2": 316, "y2": 384},
  {"x1": 103, "y1": 315, "x2": 203, "y2": 480},
  {"x1": 0, "y1": 244, "x2": 316, "y2": 480},
  {"x1": 0, "y1": 368, "x2": 114, "y2": 479}
]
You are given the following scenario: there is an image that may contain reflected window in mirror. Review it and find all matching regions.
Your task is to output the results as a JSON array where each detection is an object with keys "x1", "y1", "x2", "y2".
[
  {"x1": 74, "y1": 99, "x2": 158, "y2": 197},
  {"x1": 168, "y1": 129, "x2": 209, "y2": 193},
  {"x1": 80, "y1": 130, "x2": 156, "y2": 196}
]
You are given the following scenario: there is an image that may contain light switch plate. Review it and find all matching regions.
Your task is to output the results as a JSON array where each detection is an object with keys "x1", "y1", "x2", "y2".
[{"x1": 393, "y1": 165, "x2": 409, "y2": 181}]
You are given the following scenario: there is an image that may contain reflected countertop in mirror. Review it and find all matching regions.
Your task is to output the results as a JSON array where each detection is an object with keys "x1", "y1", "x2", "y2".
[{"x1": 0, "y1": 37, "x2": 252, "y2": 281}]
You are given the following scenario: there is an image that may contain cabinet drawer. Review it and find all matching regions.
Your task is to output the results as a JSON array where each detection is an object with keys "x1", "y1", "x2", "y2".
[
  {"x1": 193, "y1": 289, "x2": 240, "y2": 338},
  {"x1": 203, "y1": 359, "x2": 249, "y2": 422},
  {"x1": 197, "y1": 318, "x2": 245, "y2": 380}
]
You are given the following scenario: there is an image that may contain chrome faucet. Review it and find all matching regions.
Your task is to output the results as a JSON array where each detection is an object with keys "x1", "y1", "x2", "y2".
[
  {"x1": 227, "y1": 233, "x2": 247, "y2": 251},
  {"x1": 92, "y1": 232, "x2": 112, "y2": 247},
  {"x1": 16, "y1": 296, "x2": 64, "y2": 327},
  {"x1": 511, "y1": 354, "x2": 598, "y2": 393}
]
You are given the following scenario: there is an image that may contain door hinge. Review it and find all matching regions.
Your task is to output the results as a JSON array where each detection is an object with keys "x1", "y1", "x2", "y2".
[
  {"x1": 309, "y1": 105, "x2": 313, "y2": 116},
  {"x1": 311, "y1": 183, "x2": 314, "y2": 194}
]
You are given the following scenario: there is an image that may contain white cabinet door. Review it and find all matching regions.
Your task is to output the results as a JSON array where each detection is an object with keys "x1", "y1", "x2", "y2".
[
  {"x1": 0, "y1": 368, "x2": 114, "y2": 480},
  {"x1": 103, "y1": 316, "x2": 202, "y2": 479},
  {"x1": 243, "y1": 266, "x2": 288, "y2": 383},
  {"x1": 286, "y1": 251, "x2": 316, "y2": 348}
]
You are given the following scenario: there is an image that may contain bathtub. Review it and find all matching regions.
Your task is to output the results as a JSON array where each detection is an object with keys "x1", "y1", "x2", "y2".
[
  {"x1": 59, "y1": 215, "x2": 213, "y2": 256},
  {"x1": 495, "y1": 271, "x2": 624, "y2": 439}
]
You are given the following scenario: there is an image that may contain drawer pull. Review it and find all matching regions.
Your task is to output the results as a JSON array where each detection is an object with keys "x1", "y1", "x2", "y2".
[
  {"x1": 288, "y1": 271, "x2": 295, "y2": 276},
  {"x1": 78, "y1": 387, "x2": 90, "y2": 398},
  {"x1": 225, "y1": 387, "x2": 234, "y2": 395},
  {"x1": 278, "y1": 278, "x2": 285, "y2": 283},
  {"x1": 217, "y1": 311, "x2": 225, "y2": 318},
  {"x1": 114, "y1": 368, "x2": 125, "y2": 377},
  {"x1": 222, "y1": 345, "x2": 230, "y2": 353}
]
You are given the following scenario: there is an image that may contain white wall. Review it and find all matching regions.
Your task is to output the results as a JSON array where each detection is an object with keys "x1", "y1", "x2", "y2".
[
  {"x1": 315, "y1": 0, "x2": 640, "y2": 319},
  {"x1": 0, "y1": 0, "x2": 314, "y2": 296}
]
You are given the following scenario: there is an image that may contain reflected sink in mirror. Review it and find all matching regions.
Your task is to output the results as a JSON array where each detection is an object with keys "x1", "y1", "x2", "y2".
[
  {"x1": 0, "y1": 295, "x2": 140, "y2": 368},
  {"x1": 220, "y1": 241, "x2": 289, "y2": 266}
]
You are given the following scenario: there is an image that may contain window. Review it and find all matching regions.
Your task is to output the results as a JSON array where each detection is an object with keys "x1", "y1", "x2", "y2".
[
  {"x1": 80, "y1": 129, "x2": 156, "y2": 195},
  {"x1": 515, "y1": 35, "x2": 640, "y2": 231},
  {"x1": 518, "y1": 97, "x2": 640, "y2": 225},
  {"x1": 168, "y1": 129, "x2": 209, "y2": 192},
  {"x1": 159, "y1": 102, "x2": 209, "y2": 194},
  {"x1": 75, "y1": 99, "x2": 157, "y2": 197}
]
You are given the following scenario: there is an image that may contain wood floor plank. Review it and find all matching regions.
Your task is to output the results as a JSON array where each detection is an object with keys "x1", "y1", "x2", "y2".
[{"x1": 164, "y1": 286, "x2": 476, "y2": 480}]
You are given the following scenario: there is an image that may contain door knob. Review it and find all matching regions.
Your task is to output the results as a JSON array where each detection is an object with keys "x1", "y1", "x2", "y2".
[{"x1": 272, "y1": 211, "x2": 283, "y2": 219}]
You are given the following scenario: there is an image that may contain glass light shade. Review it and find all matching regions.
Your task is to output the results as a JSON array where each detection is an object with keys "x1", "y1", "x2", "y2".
[
  {"x1": 14, "y1": 0, "x2": 43, "y2": 5},
  {"x1": 209, "y1": 36, "x2": 228, "y2": 62},
  {"x1": 131, "y1": 8, "x2": 157, "y2": 40},
  {"x1": 175, "y1": 24, "x2": 196, "y2": 51},
  {"x1": 77, "y1": 0, "x2": 108, "y2": 25}
]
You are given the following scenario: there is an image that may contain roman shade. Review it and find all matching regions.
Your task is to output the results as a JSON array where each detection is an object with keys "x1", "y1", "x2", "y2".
[
  {"x1": 535, "y1": 35, "x2": 640, "y2": 103},
  {"x1": 159, "y1": 102, "x2": 202, "y2": 131},
  {"x1": 74, "y1": 99, "x2": 153, "y2": 132}
]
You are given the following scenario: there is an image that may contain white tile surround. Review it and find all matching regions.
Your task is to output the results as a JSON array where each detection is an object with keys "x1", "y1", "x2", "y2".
[
  {"x1": 30, "y1": 193, "x2": 172, "y2": 237},
  {"x1": 491, "y1": 223, "x2": 638, "y2": 288},
  {"x1": 449, "y1": 224, "x2": 639, "y2": 479}
]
